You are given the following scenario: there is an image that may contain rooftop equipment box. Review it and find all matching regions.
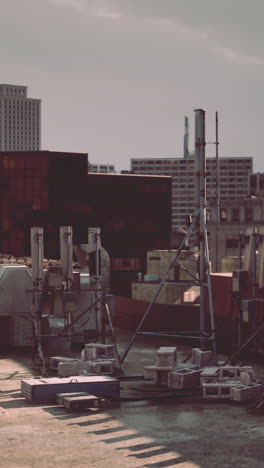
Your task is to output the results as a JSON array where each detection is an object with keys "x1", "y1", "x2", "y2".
[{"x1": 21, "y1": 375, "x2": 120, "y2": 403}]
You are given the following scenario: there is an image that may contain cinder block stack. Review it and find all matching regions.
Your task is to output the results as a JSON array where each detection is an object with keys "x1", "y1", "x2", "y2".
[
  {"x1": 90, "y1": 360, "x2": 115, "y2": 375},
  {"x1": 83, "y1": 343, "x2": 116, "y2": 360},
  {"x1": 168, "y1": 368, "x2": 202, "y2": 389},
  {"x1": 218, "y1": 366, "x2": 253, "y2": 382},
  {"x1": 144, "y1": 346, "x2": 263, "y2": 404},
  {"x1": 80, "y1": 343, "x2": 117, "y2": 376},
  {"x1": 144, "y1": 347, "x2": 177, "y2": 386},
  {"x1": 50, "y1": 356, "x2": 79, "y2": 371},
  {"x1": 230, "y1": 384, "x2": 264, "y2": 402},
  {"x1": 52, "y1": 343, "x2": 117, "y2": 378},
  {"x1": 202, "y1": 365, "x2": 263, "y2": 401}
]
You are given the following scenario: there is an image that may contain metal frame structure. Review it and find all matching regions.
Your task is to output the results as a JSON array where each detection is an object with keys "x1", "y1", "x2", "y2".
[
  {"x1": 30, "y1": 226, "x2": 108, "y2": 373},
  {"x1": 121, "y1": 109, "x2": 216, "y2": 363}
]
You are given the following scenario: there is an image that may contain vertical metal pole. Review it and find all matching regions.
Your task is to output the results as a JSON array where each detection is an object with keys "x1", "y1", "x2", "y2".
[
  {"x1": 30, "y1": 227, "x2": 45, "y2": 371},
  {"x1": 95, "y1": 228, "x2": 103, "y2": 341},
  {"x1": 239, "y1": 233, "x2": 242, "y2": 270},
  {"x1": 215, "y1": 111, "x2": 220, "y2": 272},
  {"x1": 31, "y1": 227, "x2": 44, "y2": 285},
  {"x1": 60, "y1": 226, "x2": 73, "y2": 290},
  {"x1": 195, "y1": 109, "x2": 207, "y2": 349},
  {"x1": 204, "y1": 217, "x2": 216, "y2": 352},
  {"x1": 252, "y1": 228, "x2": 257, "y2": 298},
  {"x1": 60, "y1": 226, "x2": 73, "y2": 340}
]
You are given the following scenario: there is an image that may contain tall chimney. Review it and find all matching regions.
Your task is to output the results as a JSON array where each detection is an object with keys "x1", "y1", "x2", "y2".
[{"x1": 183, "y1": 116, "x2": 190, "y2": 159}]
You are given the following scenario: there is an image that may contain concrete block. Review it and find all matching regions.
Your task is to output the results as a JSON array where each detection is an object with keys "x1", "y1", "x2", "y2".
[
  {"x1": 78, "y1": 361, "x2": 93, "y2": 375},
  {"x1": 203, "y1": 382, "x2": 241, "y2": 399},
  {"x1": 200, "y1": 367, "x2": 219, "y2": 384},
  {"x1": 81, "y1": 349, "x2": 89, "y2": 361},
  {"x1": 84, "y1": 343, "x2": 115, "y2": 359},
  {"x1": 192, "y1": 348, "x2": 217, "y2": 368},
  {"x1": 168, "y1": 368, "x2": 202, "y2": 389},
  {"x1": 231, "y1": 384, "x2": 264, "y2": 402},
  {"x1": 219, "y1": 366, "x2": 253, "y2": 381},
  {"x1": 91, "y1": 360, "x2": 115, "y2": 375},
  {"x1": 156, "y1": 369, "x2": 171, "y2": 386},
  {"x1": 240, "y1": 370, "x2": 256, "y2": 385},
  {"x1": 217, "y1": 361, "x2": 226, "y2": 366},
  {"x1": 58, "y1": 361, "x2": 80, "y2": 377},
  {"x1": 50, "y1": 356, "x2": 79, "y2": 370},
  {"x1": 157, "y1": 347, "x2": 177, "y2": 367},
  {"x1": 144, "y1": 365, "x2": 174, "y2": 386},
  {"x1": 144, "y1": 366, "x2": 157, "y2": 382}
]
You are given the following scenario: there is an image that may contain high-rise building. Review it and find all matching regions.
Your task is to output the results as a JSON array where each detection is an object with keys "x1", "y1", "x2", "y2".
[
  {"x1": 131, "y1": 157, "x2": 253, "y2": 229},
  {"x1": 0, "y1": 84, "x2": 41, "y2": 151}
]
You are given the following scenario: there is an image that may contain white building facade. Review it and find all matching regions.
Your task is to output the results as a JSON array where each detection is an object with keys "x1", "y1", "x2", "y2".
[
  {"x1": 131, "y1": 157, "x2": 253, "y2": 229},
  {"x1": 88, "y1": 163, "x2": 115, "y2": 173},
  {"x1": 0, "y1": 84, "x2": 41, "y2": 151}
]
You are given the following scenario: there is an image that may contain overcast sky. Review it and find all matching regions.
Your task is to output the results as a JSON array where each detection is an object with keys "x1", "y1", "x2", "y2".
[{"x1": 1, "y1": 0, "x2": 264, "y2": 171}]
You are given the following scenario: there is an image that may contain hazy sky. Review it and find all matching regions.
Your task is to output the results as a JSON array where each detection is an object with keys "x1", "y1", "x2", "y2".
[{"x1": 1, "y1": 0, "x2": 264, "y2": 171}]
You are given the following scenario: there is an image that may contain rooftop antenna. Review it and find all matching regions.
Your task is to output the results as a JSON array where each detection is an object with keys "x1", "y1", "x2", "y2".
[
  {"x1": 121, "y1": 108, "x2": 216, "y2": 363},
  {"x1": 207, "y1": 111, "x2": 220, "y2": 271}
]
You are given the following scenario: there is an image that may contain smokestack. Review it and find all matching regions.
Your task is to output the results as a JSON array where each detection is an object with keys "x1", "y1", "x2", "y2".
[{"x1": 183, "y1": 116, "x2": 190, "y2": 159}]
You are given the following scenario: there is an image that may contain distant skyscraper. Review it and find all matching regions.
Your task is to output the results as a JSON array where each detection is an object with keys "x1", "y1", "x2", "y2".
[{"x1": 0, "y1": 84, "x2": 41, "y2": 151}]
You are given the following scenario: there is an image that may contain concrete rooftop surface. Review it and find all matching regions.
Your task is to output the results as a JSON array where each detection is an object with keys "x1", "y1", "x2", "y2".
[{"x1": 0, "y1": 329, "x2": 264, "y2": 468}]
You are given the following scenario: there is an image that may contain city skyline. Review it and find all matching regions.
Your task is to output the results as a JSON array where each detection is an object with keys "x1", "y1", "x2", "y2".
[{"x1": 1, "y1": 1, "x2": 264, "y2": 171}]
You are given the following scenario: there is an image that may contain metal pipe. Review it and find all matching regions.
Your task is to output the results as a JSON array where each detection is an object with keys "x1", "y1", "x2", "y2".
[
  {"x1": 215, "y1": 111, "x2": 220, "y2": 272},
  {"x1": 194, "y1": 108, "x2": 207, "y2": 349},
  {"x1": 204, "y1": 215, "x2": 216, "y2": 352},
  {"x1": 95, "y1": 228, "x2": 102, "y2": 341},
  {"x1": 138, "y1": 332, "x2": 212, "y2": 340},
  {"x1": 215, "y1": 111, "x2": 220, "y2": 227},
  {"x1": 60, "y1": 226, "x2": 73, "y2": 288},
  {"x1": 252, "y1": 228, "x2": 257, "y2": 297}
]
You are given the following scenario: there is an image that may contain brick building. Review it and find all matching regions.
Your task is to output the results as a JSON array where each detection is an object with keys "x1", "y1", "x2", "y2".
[{"x1": 0, "y1": 151, "x2": 171, "y2": 294}]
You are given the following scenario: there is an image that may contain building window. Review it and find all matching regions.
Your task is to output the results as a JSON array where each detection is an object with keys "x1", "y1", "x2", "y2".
[
  {"x1": 232, "y1": 208, "x2": 240, "y2": 222},
  {"x1": 220, "y1": 208, "x2": 227, "y2": 222},
  {"x1": 245, "y1": 207, "x2": 253, "y2": 222}
]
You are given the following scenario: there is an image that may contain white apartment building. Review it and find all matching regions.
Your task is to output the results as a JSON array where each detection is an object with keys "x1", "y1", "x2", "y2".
[
  {"x1": 131, "y1": 157, "x2": 253, "y2": 229},
  {"x1": 88, "y1": 163, "x2": 115, "y2": 173},
  {"x1": 0, "y1": 84, "x2": 41, "y2": 151}
]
